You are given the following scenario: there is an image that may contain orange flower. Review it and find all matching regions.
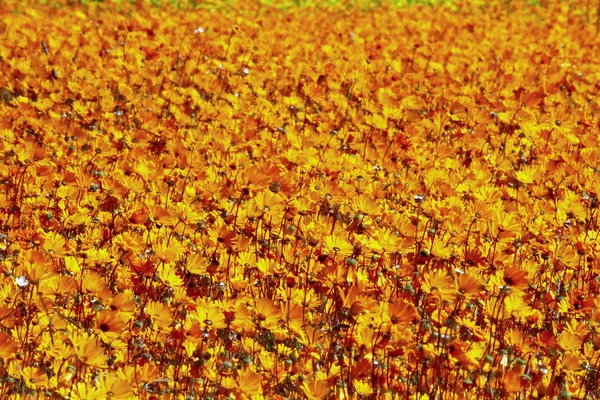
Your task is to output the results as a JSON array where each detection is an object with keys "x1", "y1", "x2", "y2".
[
  {"x1": 421, "y1": 270, "x2": 456, "y2": 302},
  {"x1": 222, "y1": 299, "x2": 253, "y2": 331},
  {"x1": 192, "y1": 299, "x2": 227, "y2": 329},
  {"x1": 154, "y1": 240, "x2": 186, "y2": 263},
  {"x1": 254, "y1": 298, "x2": 282, "y2": 330},
  {"x1": 447, "y1": 340, "x2": 478, "y2": 371},
  {"x1": 20, "y1": 366, "x2": 49, "y2": 389},
  {"x1": 22, "y1": 250, "x2": 54, "y2": 285},
  {"x1": 145, "y1": 301, "x2": 174, "y2": 332},
  {"x1": 300, "y1": 377, "x2": 331, "y2": 400},
  {"x1": 561, "y1": 353, "x2": 583, "y2": 375},
  {"x1": 107, "y1": 291, "x2": 136, "y2": 315},
  {"x1": 236, "y1": 368, "x2": 263, "y2": 396},
  {"x1": 502, "y1": 267, "x2": 530, "y2": 292},
  {"x1": 382, "y1": 299, "x2": 418, "y2": 325},
  {"x1": 0, "y1": 332, "x2": 17, "y2": 359},
  {"x1": 207, "y1": 224, "x2": 238, "y2": 249},
  {"x1": 457, "y1": 273, "x2": 482, "y2": 299},
  {"x1": 256, "y1": 258, "x2": 283, "y2": 277},
  {"x1": 504, "y1": 294, "x2": 532, "y2": 321},
  {"x1": 73, "y1": 334, "x2": 107, "y2": 368},
  {"x1": 96, "y1": 310, "x2": 127, "y2": 342},
  {"x1": 96, "y1": 372, "x2": 134, "y2": 399},
  {"x1": 0, "y1": 0, "x2": 598, "y2": 397},
  {"x1": 241, "y1": 166, "x2": 271, "y2": 194}
]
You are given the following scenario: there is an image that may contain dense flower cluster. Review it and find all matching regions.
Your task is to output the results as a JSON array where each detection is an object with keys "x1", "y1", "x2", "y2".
[{"x1": 0, "y1": 0, "x2": 599, "y2": 398}]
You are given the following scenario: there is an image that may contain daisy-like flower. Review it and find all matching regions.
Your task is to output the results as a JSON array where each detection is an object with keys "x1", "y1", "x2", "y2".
[
  {"x1": 95, "y1": 371, "x2": 134, "y2": 399},
  {"x1": 421, "y1": 270, "x2": 456, "y2": 302},
  {"x1": 192, "y1": 299, "x2": 227, "y2": 330},
  {"x1": 381, "y1": 298, "x2": 417, "y2": 326},
  {"x1": 20, "y1": 366, "x2": 49, "y2": 389},
  {"x1": 457, "y1": 273, "x2": 483, "y2": 299},
  {"x1": 254, "y1": 298, "x2": 282, "y2": 330},
  {"x1": 96, "y1": 310, "x2": 127, "y2": 342},
  {"x1": 490, "y1": 266, "x2": 530, "y2": 294},
  {"x1": 73, "y1": 334, "x2": 107, "y2": 368}
]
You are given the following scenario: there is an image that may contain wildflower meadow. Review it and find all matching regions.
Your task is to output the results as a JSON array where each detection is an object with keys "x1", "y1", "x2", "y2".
[{"x1": 0, "y1": 0, "x2": 600, "y2": 398}]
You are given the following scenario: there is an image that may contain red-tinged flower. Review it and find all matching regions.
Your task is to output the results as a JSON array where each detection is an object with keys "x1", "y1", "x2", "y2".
[
  {"x1": 20, "y1": 367, "x2": 49, "y2": 389},
  {"x1": 96, "y1": 310, "x2": 127, "y2": 342},
  {"x1": 502, "y1": 267, "x2": 530, "y2": 291},
  {"x1": 447, "y1": 340, "x2": 478, "y2": 371},
  {"x1": 300, "y1": 378, "x2": 331, "y2": 400},
  {"x1": 422, "y1": 270, "x2": 456, "y2": 302},
  {"x1": 73, "y1": 334, "x2": 108, "y2": 368},
  {"x1": 382, "y1": 299, "x2": 417, "y2": 325},
  {"x1": 457, "y1": 273, "x2": 483, "y2": 299},
  {"x1": 254, "y1": 298, "x2": 282, "y2": 330}
]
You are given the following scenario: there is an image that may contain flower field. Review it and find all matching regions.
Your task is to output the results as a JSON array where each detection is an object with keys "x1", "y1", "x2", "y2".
[{"x1": 1, "y1": 0, "x2": 600, "y2": 398}]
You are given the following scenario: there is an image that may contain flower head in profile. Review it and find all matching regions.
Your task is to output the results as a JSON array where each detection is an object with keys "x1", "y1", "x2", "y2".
[{"x1": 300, "y1": 377, "x2": 331, "y2": 400}]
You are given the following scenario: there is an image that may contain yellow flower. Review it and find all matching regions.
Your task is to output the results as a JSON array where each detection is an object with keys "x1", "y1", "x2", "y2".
[
  {"x1": 96, "y1": 372, "x2": 134, "y2": 399},
  {"x1": 381, "y1": 298, "x2": 417, "y2": 325},
  {"x1": 96, "y1": 310, "x2": 127, "y2": 342},
  {"x1": 145, "y1": 301, "x2": 174, "y2": 332},
  {"x1": 73, "y1": 334, "x2": 107, "y2": 369},
  {"x1": 354, "y1": 379, "x2": 374, "y2": 396},
  {"x1": 254, "y1": 298, "x2": 282, "y2": 330},
  {"x1": 192, "y1": 299, "x2": 227, "y2": 329},
  {"x1": 421, "y1": 270, "x2": 456, "y2": 302},
  {"x1": 20, "y1": 366, "x2": 49, "y2": 389},
  {"x1": 156, "y1": 262, "x2": 184, "y2": 288}
]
